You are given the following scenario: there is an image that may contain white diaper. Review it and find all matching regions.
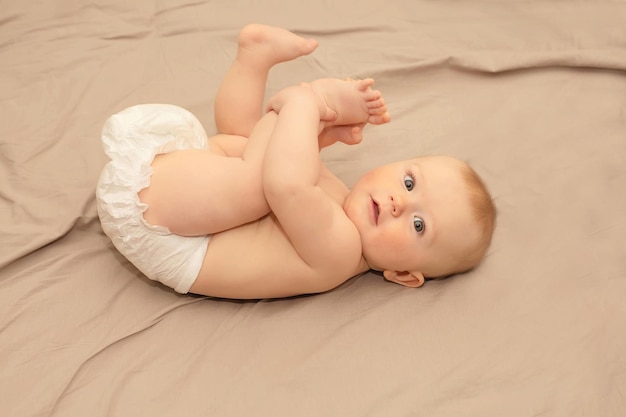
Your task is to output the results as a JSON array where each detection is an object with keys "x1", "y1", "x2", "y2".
[{"x1": 96, "y1": 104, "x2": 211, "y2": 293}]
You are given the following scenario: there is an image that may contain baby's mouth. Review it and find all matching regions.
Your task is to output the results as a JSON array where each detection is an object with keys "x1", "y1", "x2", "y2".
[{"x1": 371, "y1": 198, "x2": 380, "y2": 225}]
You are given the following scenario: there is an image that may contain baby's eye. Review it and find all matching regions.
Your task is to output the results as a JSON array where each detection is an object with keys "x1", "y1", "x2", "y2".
[
  {"x1": 413, "y1": 216, "x2": 425, "y2": 233},
  {"x1": 404, "y1": 174, "x2": 414, "y2": 191}
]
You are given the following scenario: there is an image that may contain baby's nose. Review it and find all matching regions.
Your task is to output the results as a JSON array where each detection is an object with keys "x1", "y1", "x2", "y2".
[{"x1": 390, "y1": 195, "x2": 405, "y2": 216}]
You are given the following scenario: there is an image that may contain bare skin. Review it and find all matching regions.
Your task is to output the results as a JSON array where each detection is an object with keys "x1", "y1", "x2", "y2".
[
  {"x1": 138, "y1": 25, "x2": 390, "y2": 298},
  {"x1": 125, "y1": 24, "x2": 491, "y2": 299},
  {"x1": 214, "y1": 24, "x2": 370, "y2": 147}
]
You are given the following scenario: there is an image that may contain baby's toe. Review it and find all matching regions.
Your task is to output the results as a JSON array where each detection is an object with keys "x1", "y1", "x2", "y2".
[
  {"x1": 368, "y1": 113, "x2": 391, "y2": 125},
  {"x1": 366, "y1": 97, "x2": 386, "y2": 109},
  {"x1": 368, "y1": 106, "x2": 389, "y2": 115}
]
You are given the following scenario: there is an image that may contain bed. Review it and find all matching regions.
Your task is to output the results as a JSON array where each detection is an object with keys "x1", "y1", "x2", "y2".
[{"x1": 1, "y1": 1, "x2": 625, "y2": 416}]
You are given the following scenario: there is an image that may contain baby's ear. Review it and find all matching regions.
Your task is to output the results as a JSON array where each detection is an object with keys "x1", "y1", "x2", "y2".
[{"x1": 383, "y1": 270, "x2": 425, "y2": 288}]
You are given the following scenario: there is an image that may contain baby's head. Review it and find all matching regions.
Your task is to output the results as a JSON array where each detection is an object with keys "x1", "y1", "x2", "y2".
[{"x1": 343, "y1": 155, "x2": 496, "y2": 287}]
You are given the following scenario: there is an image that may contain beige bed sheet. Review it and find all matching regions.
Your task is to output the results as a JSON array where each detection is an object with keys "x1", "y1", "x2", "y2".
[{"x1": 1, "y1": 1, "x2": 625, "y2": 416}]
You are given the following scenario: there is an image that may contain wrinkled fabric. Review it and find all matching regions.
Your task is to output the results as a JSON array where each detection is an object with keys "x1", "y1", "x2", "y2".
[{"x1": 1, "y1": 1, "x2": 625, "y2": 417}]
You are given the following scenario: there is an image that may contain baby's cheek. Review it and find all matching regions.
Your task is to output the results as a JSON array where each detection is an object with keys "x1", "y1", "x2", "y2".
[{"x1": 382, "y1": 231, "x2": 414, "y2": 256}]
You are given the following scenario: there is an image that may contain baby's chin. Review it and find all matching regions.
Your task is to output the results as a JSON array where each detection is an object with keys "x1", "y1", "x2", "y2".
[{"x1": 359, "y1": 245, "x2": 382, "y2": 270}]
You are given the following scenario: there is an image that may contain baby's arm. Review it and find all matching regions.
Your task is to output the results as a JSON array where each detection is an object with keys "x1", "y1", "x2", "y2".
[
  {"x1": 262, "y1": 80, "x2": 389, "y2": 280},
  {"x1": 263, "y1": 87, "x2": 357, "y2": 280}
]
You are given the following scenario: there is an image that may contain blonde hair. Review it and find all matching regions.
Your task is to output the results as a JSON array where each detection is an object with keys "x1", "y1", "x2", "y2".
[{"x1": 454, "y1": 163, "x2": 497, "y2": 273}]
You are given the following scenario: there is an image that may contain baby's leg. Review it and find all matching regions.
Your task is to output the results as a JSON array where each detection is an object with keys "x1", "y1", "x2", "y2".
[
  {"x1": 266, "y1": 78, "x2": 390, "y2": 134},
  {"x1": 309, "y1": 78, "x2": 391, "y2": 128},
  {"x1": 140, "y1": 26, "x2": 317, "y2": 236},
  {"x1": 140, "y1": 116, "x2": 279, "y2": 236},
  {"x1": 214, "y1": 24, "x2": 318, "y2": 137}
]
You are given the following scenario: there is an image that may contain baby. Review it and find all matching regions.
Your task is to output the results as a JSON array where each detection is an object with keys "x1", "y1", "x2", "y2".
[{"x1": 96, "y1": 24, "x2": 496, "y2": 299}]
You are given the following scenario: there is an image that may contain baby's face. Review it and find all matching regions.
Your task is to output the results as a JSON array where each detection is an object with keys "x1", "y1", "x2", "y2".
[{"x1": 343, "y1": 155, "x2": 480, "y2": 279}]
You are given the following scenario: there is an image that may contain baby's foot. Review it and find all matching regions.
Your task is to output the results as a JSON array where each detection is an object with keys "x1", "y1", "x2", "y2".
[
  {"x1": 308, "y1": 78, "x2": 391, "y2": 128},
  {"x1": 319, "y1": 123, "x2": 366, "y2": 148},
  {"x1": 237, "y1": 24, "x2": 318, "y2": 69}
]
